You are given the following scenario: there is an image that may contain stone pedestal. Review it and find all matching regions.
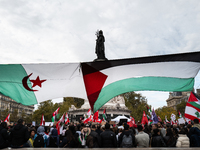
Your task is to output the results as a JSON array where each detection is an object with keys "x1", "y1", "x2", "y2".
[{"x1": 68, "y1": 95, "x2": 131, "y2": 122}]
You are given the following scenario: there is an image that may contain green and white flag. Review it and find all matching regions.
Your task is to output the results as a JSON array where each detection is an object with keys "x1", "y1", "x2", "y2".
[
  {"x1": 0, "y1": 63, "x2": 87, "y2": 105},
  {"x1": 83, "y1": 51, "x2": 200, "y2": 112},
  {"x1": 0, "y1": 52, "x2": 200, "y2": 111}
]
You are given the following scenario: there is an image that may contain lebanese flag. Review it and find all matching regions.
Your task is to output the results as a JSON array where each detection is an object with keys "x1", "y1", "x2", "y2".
[
  {"x1": 65, "y1": 113, "x2": 70, "y2": 124},
  {"x1": 178, "y1": 110, "x2": 182, "y2": 118},
  {"x1": 170, "y1": 113, "x2": 176, "y2": 124},
  {"x1": 187, "y1": 92, "x2": 200, "y2": 109},
  {"x1": 83, "y1": 115, "x2": 92, "y2": 124},
  {"x1": 52, "y1": 107, "x2": 60, "y2": 122},
  {"x1": 93, "y1": 110, "x2": 99, "y2": 122},
  {"x1": 165, "y1": 116, "x2": 170, "y2": 124},
  {"x1": 102, "y1": 108, "x2": 107, "y2": 121},
  {"x1": 87, "y1": 108, "x2": 91, "y2": 118},
  {"x1": 141, "y1": 111, "x2": 148, "y2": 125},
  {"x1": 40, "y1": 114, "x2": 45, "y2": 126},
  {"x1": 4, "y1": 114, "x2": 10, "y2": 122},
  {"x1": 0, "y1": 52, "x2": 199, "y2": 112},
  {"x1": 96, "y1": 118, "x2": 102, "y2": 124},
  {"x1": 56, "y1": 113, "x2": 65, "y2": 135},
  {"x1": 185, "y1": 102, "x2": 200, "y2": 121}
]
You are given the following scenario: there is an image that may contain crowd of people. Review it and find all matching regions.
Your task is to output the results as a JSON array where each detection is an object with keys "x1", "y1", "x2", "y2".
[{"x1": 0, "y1": 118, "x2": 200, "y2": 148}]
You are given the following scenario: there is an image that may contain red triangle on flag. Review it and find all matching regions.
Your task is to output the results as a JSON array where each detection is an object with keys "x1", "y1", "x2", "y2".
[
  {"x1": 81, "y1": 63, "x2": 108, "y2": 111},
  {"x1": 188, "y1": 92, "x2": 198, "y2": 102}
]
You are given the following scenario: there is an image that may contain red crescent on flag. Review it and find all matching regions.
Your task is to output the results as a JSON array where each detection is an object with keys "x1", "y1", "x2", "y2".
[{"x1": 22, "y1": 73, "x2": 38, "y2": 92}]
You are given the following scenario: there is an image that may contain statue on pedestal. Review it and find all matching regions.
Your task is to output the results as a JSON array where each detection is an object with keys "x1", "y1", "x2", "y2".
[{"x1": 95, "y1": 30, "x2": 107, "y2": 61}]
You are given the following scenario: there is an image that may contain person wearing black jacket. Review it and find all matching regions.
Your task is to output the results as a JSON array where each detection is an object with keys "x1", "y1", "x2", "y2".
[
  {"x1": 118, "y1": 123, "x2": 136, "y2": 148},
  {"x1": 100, "y1": 123, "x2": 117, "y2": 148},
  {"x1": 163, "y1": 128, "x2": 177, "y2": 147},
  {"x1": 9, "y1": 119, "x2": 29, "y2": 148},
  {"x1": 90, "y1": 125, "x2": 101, "y2": 148},
  {"x1": 151, "y1": 128, "x2": 166, "y2": 147},
  {"x1": 0, "y1": 122, "x2": 10, "y2": 149}
]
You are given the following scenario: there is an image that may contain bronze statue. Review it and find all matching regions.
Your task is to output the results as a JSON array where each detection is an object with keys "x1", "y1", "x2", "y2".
[{"x1": 95, "y1": 30, "x2": 106, "y2": 59}]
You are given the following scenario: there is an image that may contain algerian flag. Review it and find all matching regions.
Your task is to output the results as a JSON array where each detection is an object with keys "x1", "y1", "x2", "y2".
[
  {"x1": 0, "y1": 63, "x2": 87, "y2": 106},
  {"x1": 102, "y1": 108, "x2": 107, "y2": 121},
  {"x1": 81, "y1": 51, "x2": 200, "y2": 112},
  {"x1": 52, "y1": 107, "x2": 60, "y2": 122}
]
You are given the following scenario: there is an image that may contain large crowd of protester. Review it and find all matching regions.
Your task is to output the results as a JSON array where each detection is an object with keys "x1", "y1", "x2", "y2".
[{"x1": 0, "y1": 118, "x2": 200, "y2": 148}]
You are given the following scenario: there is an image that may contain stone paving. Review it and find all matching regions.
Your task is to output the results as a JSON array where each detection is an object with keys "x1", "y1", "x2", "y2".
[{"x1": 4, "y1": 148, "x2": 200, "y2": 150}]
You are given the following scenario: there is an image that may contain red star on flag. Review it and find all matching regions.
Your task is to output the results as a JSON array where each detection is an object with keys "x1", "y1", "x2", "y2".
[{"x1": 30, "y1": 76, "x2": 46, "y2": 88}]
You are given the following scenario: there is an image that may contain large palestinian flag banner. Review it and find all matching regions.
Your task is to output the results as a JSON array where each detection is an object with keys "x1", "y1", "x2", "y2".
[
  {"x1": 82, "y1": 51, "x2": 200, "y2": 112},
  {"x1": 0, "y1": 51, "x2": 199, "y2": 112}
]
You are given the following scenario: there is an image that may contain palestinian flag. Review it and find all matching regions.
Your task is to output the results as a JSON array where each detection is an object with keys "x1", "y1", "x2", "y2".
[
  {"x1": 52, "y1": 107, "x2": 60, "y2": 122},
  {"x1": 82, "y1": 51, "x2": 200, "y2": 112},
  {"x1": 187, "y1": 92, "x2": 200, "y2": 109},
  {"x1": 147, "y1": 115, "x2": 153, "y2": 125},
  {"x1": 40, "y1": 114, "x2": 45, "y2": 126},
  {"x1": 146, "y1": 106, "x2": 152, "y2": 116},
  {"x1": 4, "y1": 114, "x2": 10, "y2": 122},
  {"x1": 102, "y1": 108, "x2": 107, "y2": 121}
]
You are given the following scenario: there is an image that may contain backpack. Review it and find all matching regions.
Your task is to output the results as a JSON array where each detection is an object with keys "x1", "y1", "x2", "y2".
[
  {"x1": 33, "y1": 134, "x2": 44, "y2": 147},
  {"x1": 121, "y1": 134, "x2": 133, "y2": 148}
]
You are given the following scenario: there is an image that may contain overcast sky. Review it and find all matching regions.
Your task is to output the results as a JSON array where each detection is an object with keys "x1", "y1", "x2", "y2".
[{"x1": 0, "y1": 0, "x2": 200, "y2": 109}]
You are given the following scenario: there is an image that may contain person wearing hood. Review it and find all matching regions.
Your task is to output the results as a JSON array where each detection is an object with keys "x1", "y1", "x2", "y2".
[
  {"x1": 9, "y1": 119, "x2": 29, "y2": 148},
  {"x1": 36, "y1": 126, "x2": 49, "y2": 147},
  {"x1": 0, "y1": 122, "x2": 10, "y2": 149},
  {"x1": 47, "y1": 125, "x2": 59, "y2": 147}
]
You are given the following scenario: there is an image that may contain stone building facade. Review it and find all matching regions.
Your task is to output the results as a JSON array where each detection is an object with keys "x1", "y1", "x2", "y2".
[
  {"x1": 166, "y1": 90, "x2": 200, "y2": 110},
  {"x1": 68, "y1": 95, "x2": 131, "y2": 122},
  {"x1": 0, "y1": 94, "x2": 34, "y2": 117}
]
